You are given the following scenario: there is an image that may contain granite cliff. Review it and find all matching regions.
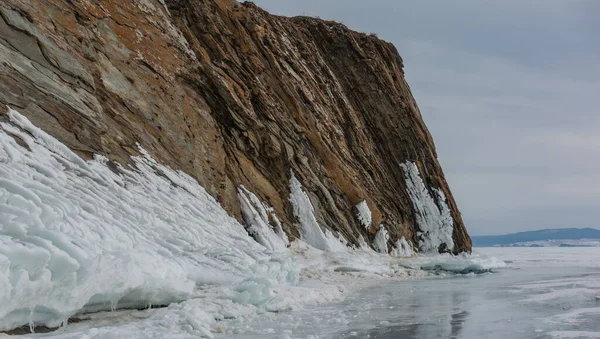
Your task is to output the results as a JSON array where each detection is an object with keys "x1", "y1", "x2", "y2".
[{"x1": 0, "y1": 0, "x2": 471, "y2": 253}]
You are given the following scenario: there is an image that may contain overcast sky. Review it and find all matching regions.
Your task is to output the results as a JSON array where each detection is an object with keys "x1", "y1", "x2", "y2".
[{"x1": 253, "y1": 0, "x2": 600, "y2": 235}]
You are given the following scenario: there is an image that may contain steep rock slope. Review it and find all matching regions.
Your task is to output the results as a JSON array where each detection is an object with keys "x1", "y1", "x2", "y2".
[{"x1": 0, "y1": 0, "x2": 471, "y2": 253}]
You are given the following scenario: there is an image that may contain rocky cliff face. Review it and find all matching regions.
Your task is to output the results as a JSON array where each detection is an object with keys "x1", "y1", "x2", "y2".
[{"x1": 0, "y1": 0, "x2": 471, "y2": 253}]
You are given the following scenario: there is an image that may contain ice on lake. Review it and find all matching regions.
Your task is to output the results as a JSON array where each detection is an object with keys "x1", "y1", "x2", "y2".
[{"x1": 215, "y1": 247, "x2": 600, "y2": 339}]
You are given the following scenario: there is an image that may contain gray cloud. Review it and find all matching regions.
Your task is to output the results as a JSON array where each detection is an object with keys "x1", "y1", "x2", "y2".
[{"x1": 252, "y1": 0, "x2": 600, "y2": 235}]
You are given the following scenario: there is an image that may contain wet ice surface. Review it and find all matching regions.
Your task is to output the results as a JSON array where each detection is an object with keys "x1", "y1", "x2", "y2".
[{"x1": 219, "y1": 248, "x2": 600, "y2": 339}]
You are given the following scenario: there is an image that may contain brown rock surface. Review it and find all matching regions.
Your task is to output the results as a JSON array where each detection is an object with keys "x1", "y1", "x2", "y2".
[{"x1": 0, "y1": 0, "x2": 471, "y2": 253}]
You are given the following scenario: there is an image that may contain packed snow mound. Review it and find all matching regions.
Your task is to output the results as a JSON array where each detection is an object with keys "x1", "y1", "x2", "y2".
[
  {"x1": 399, "y1": 252, "x2": 506, "y2": 274},
  {"x1": 401, "y1": 161, "x2": 454, "y2": 252},
  {"x1": 0, "y1": 108, "x2": 298, "y2": 331}
]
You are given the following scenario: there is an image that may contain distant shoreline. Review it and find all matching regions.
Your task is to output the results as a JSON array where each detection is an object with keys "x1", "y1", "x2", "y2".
[{"x1": 471, "y1": 228, "x2": 600, "y2": 247}]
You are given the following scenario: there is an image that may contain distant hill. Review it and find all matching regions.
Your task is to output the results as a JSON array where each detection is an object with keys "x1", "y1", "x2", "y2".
[{"x1": 472, "y1": 228, "x2": 600, "y2": 247}]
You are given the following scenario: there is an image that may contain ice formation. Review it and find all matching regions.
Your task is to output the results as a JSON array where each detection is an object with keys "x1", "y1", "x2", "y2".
[
  {"x1": 372, "y1": 225, "x2": 389, "y2": 254},
  {"x1": 0, "y1": 108, "x2": 297, "y2": 331},
  {"x1": 357, "y1": 235, "x2": 370, "y2": 251},
  {"x1": 355, "y1": 200, "x2": 372, "y2": 229},
  {"x1": 288, "y1": 174, "x2": 347, "y2": 252},
  {"x1": 237, "y1": 185, "x2": 289, "y2": 252},
  {"x1": 391, "y1": 236, "x2": 414, "y2": 257},
  {"x1": 400, "y1": 252, "x2": 506, "y2": 274},
  {"x1": 400, "y1": 161, "x2": 454, "y2": 252}
]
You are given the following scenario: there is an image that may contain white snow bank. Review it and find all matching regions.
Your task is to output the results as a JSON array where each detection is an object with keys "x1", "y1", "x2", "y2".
[
  {"x1": 354, "y1": 200, "x2": 371, "y2": 229},
  {"x1": 398, "y1": 252, "x2": 506, "y2": 274},
  {"x1": 237, "y1": 185, "x2": 289, "y2": 252},
  {"x1": 288, "y1": 174, "x2": 347, "y2": 252},
  {"x1": 401, "y1": 161, "x2": 454, "y2": 253},
  {"x1": 0, "y1": 108, "x2": 297, "y2": 331}
]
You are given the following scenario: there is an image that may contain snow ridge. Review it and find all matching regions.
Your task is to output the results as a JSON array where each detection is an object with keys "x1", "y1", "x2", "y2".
[{"x1": 400, "y1": 161, "x2": 454, "y2": 252}]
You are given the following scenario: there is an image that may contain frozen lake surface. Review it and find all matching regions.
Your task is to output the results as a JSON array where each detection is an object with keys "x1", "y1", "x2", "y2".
[{"x1": 219, "y1": 247, "x2": 600, "y2": 339}]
